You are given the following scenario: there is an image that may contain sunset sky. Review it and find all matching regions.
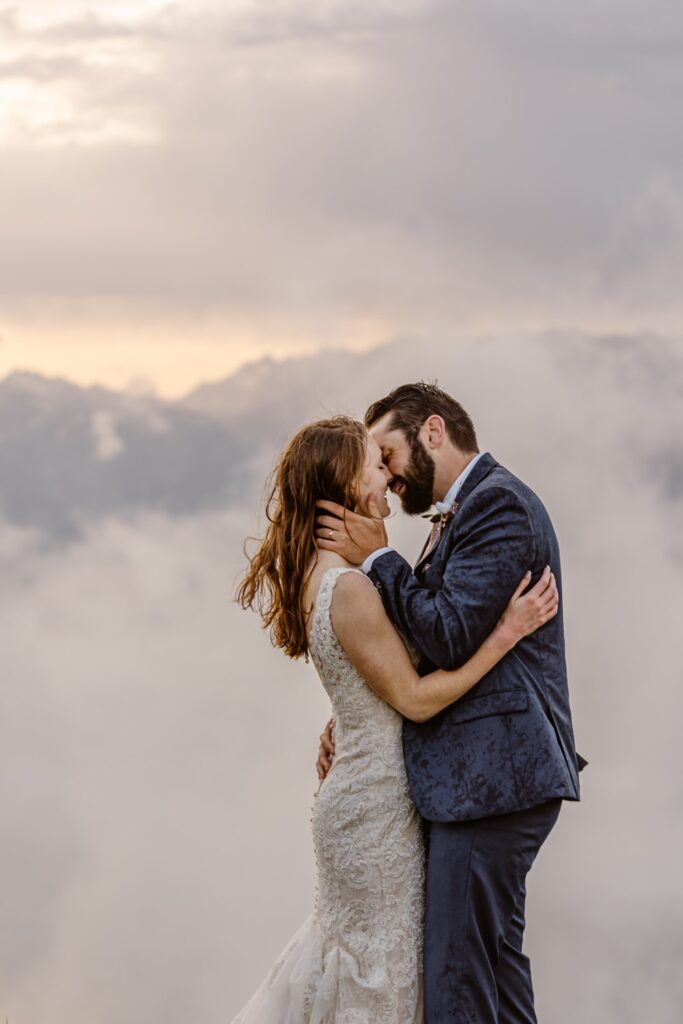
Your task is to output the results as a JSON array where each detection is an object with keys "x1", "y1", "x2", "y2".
[{"x1": 1, "y1": 0, "x2": 681, "y2": 395}]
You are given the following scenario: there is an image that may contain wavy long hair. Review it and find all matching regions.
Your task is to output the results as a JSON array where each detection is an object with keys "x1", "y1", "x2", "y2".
[{"x1": 236, "y1": 416, "x2": 367, "y2": 660}]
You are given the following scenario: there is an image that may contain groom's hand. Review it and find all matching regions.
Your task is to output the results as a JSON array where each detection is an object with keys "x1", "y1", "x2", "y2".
[
  {"x1": 317, "y1": 718, "x2": 336, "y2": 781},
  {"x1": 315, "y1": 500, "x2": 388, "y2": 565}
]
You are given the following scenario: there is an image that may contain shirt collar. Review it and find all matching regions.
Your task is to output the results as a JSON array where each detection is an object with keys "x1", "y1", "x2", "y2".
[{"x1": 434, "y1": 452, "x2": 485, "y2": 514}]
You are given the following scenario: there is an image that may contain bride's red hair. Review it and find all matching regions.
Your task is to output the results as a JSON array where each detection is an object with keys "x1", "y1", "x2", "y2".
[{"x1": 236, "y1": 416, "x2": 367, "y2": 660}]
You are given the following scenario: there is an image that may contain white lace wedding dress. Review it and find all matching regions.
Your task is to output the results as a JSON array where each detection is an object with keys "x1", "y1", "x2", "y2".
[{"x1": 231, "y1": 567, "x2": 424, "y2": 1023}]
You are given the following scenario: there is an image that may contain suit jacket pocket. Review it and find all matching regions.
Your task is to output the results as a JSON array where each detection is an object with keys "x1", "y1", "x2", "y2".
[{"x1": 448, "y1": 688, "x2": 529, "y2": 725}]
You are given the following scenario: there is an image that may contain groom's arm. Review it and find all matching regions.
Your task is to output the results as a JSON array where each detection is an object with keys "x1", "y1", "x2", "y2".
[{"x1": 369, "y1": 487, "x2": 536, "y2": 671}]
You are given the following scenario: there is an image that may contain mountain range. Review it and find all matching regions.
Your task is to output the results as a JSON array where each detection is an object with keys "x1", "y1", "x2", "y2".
[
  {"x1": 0, "y1": 345, "x2": 383, "y2": 540},
  {"x1": 1, "y1": 331, "x2": 681, "y2": 542}
]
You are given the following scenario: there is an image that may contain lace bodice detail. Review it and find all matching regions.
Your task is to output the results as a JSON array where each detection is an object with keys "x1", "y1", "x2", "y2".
[
  {"x1": 307, "y1": 567, "x2": 424, "y2": 1021},
  {"x1": 309, "y1": 567, "x2": 410, "y2": 785}
]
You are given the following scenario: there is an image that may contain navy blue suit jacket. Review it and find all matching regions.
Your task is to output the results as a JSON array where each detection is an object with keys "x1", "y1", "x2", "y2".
[{"x1": 368, "y1": 452, "x2": 586, "y2": 822}]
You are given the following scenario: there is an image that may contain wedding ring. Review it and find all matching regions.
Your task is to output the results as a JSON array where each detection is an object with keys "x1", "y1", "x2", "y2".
[{"x1": 328, "y1": 529, "x2": 334, "y2": 539}]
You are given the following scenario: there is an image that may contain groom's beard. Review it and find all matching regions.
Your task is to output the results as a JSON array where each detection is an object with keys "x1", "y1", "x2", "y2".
[{"x1": 396, "y1": 438, "x2": 436, "y2": 515}]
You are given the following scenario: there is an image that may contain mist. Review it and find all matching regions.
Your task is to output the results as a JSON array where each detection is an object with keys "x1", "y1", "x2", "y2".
[{"x1": 0, "y1": 331, "x2": 681, "y2": 1022}]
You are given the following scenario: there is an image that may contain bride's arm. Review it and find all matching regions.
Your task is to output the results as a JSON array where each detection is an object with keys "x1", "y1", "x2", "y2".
[{"x1": 331, "y1": 568, "x2": 557, "y2": 723}]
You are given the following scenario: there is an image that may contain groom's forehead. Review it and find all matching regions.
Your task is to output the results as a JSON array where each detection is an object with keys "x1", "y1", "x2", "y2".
[{"x1": 369, "y1": 418, "x2": 408, "y2": 456}]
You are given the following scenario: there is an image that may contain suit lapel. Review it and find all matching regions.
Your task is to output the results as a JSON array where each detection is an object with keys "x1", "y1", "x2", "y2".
[
  {"x1": 453, "y1": 451, "x2": 498, "y2": 505},
  {"x1": 413, "y1": 452, "x2": 499, "y2": 573}
]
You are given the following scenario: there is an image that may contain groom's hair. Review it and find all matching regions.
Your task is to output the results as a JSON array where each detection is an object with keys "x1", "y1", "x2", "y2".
[{"x1": 365, "y1": 381, "x2": 479, "y2": 452}]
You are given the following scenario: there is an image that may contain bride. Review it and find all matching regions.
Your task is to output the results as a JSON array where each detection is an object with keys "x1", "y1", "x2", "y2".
[{"x1": 233, "y1": 416, "x2": 558, "y2": 1024}]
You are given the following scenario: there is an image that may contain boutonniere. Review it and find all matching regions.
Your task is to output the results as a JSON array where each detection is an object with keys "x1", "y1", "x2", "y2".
[{"x1": 422, "y1": 501, "x2": 459, "y2": 526}]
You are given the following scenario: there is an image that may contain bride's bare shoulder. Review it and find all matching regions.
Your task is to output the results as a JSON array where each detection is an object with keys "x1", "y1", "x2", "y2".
[
  {"x1": 305, "y1": 553, "x2": 350, "y2": 593},
  {"x1": 330, "y1": 568, "x2": 382, "y2": 621}
]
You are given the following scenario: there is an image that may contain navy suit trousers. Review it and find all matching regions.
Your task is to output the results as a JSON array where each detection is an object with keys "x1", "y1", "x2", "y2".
[{"x1": 424, "y1": 799, "x2": 562, "y2": 1024}]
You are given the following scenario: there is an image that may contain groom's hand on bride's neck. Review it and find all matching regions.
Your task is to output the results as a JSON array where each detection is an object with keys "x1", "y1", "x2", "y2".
[{"x1": 315, "y1": 499, "x2": 388, "y2": 565}]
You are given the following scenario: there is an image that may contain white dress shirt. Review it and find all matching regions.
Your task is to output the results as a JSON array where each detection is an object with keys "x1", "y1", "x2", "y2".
[{"x1": 361, "y1": 452, "x2": 485, "y2": 574}]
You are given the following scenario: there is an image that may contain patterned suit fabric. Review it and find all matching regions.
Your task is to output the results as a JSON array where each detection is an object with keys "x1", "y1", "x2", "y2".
[{"x1": 368, "y1": 452, "x2": 585, "y2": 823}]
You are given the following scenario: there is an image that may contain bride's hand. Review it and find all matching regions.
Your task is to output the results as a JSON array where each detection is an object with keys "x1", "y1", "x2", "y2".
[{"x1": 495, "y1": 566, "x2": 559, "y2": 649}]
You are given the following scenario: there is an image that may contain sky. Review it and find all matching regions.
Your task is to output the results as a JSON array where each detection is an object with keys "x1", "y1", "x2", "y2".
[
  {"x1": 1, "y1": 0, "x2": 682, "y2": 394},
  {"x1": 1, "y1": 2, "x2": 682, "y2": 1020}
]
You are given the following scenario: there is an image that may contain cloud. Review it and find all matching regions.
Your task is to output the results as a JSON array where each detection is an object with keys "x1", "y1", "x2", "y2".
[
  {"x1": 0, "y1": 331, "x2": 682, "y2": 1021},
  {"x1": 0, "y1": 509, "x2": 332, "y2": 1021},
  {"x1": 4, "y1": 327, "x2": 682, "y2": 544},
  {"x1": 91, "y1": 408, "x2": 125, "y2": 459},
  {"x1": 0, "y1": 370, "x2": 246, "y2": 540},
  {"x1": 0, "y1": 0, "x2": 682, "y2": 340}
]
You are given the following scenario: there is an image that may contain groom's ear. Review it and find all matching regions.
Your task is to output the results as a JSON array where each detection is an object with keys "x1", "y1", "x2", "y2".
[{"x1": 424, "y1": 415, "x2": 447, "y2": 450}]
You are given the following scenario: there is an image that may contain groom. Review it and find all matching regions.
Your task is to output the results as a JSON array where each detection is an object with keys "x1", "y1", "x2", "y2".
[{"x1": 316, "y1": 382, "x2": 585, "y2": 1024}]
